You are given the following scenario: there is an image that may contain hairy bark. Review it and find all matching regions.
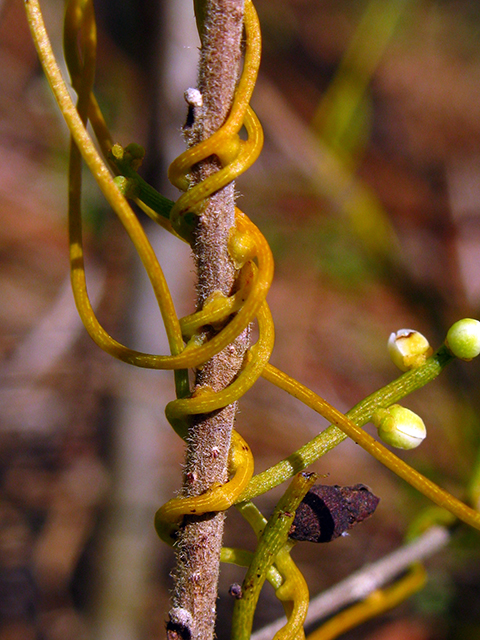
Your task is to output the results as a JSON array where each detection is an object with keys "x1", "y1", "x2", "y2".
[{"x1": 168, "y1": 2, "x2": 248, "y2": 640}]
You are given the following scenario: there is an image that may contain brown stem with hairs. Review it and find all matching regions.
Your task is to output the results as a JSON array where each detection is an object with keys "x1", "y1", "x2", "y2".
[{"x1": 167, "y1": 2, "x2": 248, "y2": 640}]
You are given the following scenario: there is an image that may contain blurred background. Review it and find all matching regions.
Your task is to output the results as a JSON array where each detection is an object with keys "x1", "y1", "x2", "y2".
[{"x1": 1, "y1": 0, "x2": 480, "y2": 639}]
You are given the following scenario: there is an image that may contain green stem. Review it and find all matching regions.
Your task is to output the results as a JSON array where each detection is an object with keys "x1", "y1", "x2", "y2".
[
  {"x1": 239, "y1": 348, "x2": 480, "y2": 535},
  {"x1": 220, "y1": 547, "x2": 283, "y2": 589},
  {"x1": 243, "y1": 347, "x2": 454, "y2": 500},
  {"x1": 231, "y1": 473, "x2": 316, "y2": 640},
  {"x1": 109, "y1": 145, "x2": 174, "y2": 220}
]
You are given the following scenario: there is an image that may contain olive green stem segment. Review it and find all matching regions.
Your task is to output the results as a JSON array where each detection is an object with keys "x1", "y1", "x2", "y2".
[
  {"x1": 244, "y1": 346, "x2": 454, "y2": 501},
  {"x1": 243, "y1": 348, "x2": 480, "y2": 534},
  {"x1": 109, "y1": 143, "x2": 175, "y2": 221},
  {"x1": 220, "y1": 547, "x2": 283, "y2": 589},
  {"x1": 231, "y1": 472, "x2": 317, "y2": 640}
]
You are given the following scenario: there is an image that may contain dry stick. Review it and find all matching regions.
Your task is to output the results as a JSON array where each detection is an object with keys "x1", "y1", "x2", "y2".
[
  {"x1": 168, "y1": 3, "x2": 247, "y2": 640},
  {"x1": 250, "y1": 526, "x2": 451, "y2": 640}
]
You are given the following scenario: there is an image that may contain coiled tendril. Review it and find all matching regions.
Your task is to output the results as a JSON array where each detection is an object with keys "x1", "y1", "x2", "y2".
[{"x1": 64, "y1": 0, "x2": 275, "y2": 536}]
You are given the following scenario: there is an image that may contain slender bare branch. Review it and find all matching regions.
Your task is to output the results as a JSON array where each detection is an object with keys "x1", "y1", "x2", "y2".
[
  {"x1": 168, "y1": 3, "x2": 248, "y2": 640},
  {"x1": 250, "y1": 526, "x2": 451, "y2": 640}
]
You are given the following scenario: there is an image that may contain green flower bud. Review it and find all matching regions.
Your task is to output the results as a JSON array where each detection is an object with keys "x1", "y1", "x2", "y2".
[
  {"x1": 388, "y1": 329, "x2": 432, "y2": 372},
  {"x1": 445, "y1": 318, "x2": 480, "y2": 361},
  {"x1": 373, "y1": 405, "x2": 427, "y2": 450}
]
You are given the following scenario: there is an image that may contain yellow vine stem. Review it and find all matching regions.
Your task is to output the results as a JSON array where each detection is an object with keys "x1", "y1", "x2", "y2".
[
  {"x1": 25, "y1": 0, "x2": 185, "y2": 365},
  {"x1": 63, "y1": 0, "x2": 112, "y2": 158},
  {"x1": 155, "y1": 430, "x2": 254, "y2": 545},
  {"x1": 273, "y1": 544, "x2": 309, "y2": 640},
  {"x1": 65, "y1": 2, "x2": 178, "y2": 238},
  {"x1": 307, "y1": 564, "x2": 427, "y2": 640},
  {"x1": 255, "y1": 364, "x2": 480, "y2": 533}
]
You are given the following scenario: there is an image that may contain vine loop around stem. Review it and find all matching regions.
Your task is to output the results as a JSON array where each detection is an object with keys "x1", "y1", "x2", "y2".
[
  {"x1": 61, "y1": 0, "x2": 276, "y2": 537},
  {"x1": 154, "y1": 0, "x2": 276, "y2": 538}
]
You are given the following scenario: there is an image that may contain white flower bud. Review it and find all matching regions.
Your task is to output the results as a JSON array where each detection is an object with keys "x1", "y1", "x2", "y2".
[
  {"x1": 388, "y1": 329, "x2": 432, "y2": 372},
  {"x1": 373, "y1": 405, "x2": 427, "y2": 450},
  {"x1": 445, "y1": 318, "x2": 480, "y2": 361}
]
